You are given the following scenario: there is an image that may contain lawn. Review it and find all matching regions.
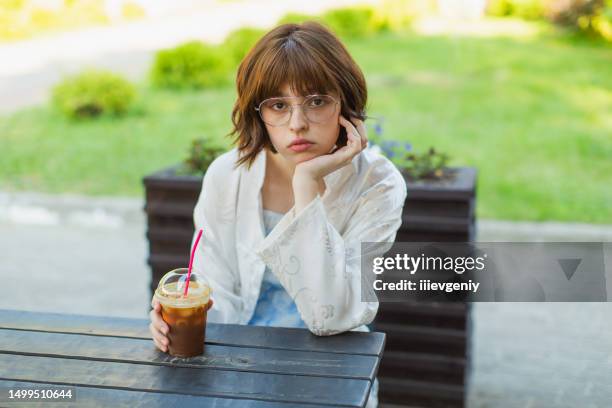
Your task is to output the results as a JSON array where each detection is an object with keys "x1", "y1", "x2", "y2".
[{"x1": 1, "y1": 25, "x2": 611, "y2": 223}]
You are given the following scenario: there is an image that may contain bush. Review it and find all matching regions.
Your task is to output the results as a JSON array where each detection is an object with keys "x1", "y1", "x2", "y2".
[
  {"x1": 486, "y1": 0, "x2": 612, "y2": 40},
  {"x1": 222, "y1": 27, "x2": 266, "y2": 65},
  {"x1": 182, "y1": 139, "x2": 226, "y2": 174},
  {"x1": 486, "y1": 0, "x2": 546, "y2": 19},
  {"x1": 370, "y1": 0, "x2": 416, "y2": 32},
  {"x1": 51, "y1": 70, "x2": 135, "y2": 119},
  {"x1": 387, "y1": 146, "x2": 451, "y2": 180},
  {"x1": 592, "y1": 0, "x2": 612, "y2": 40},
  {"x1": 150, "y1": 41, "x2": 232, "y2": 89},
  {"x1": 321, "y1": 7, "x2": 379, "y2": 38},
  {"x1": 547, "y1": 0, "x2": 611, "y2": 38}
]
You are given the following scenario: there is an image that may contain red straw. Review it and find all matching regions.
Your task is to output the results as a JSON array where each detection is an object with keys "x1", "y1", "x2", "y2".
[{"x1": 184, "y1": 228, "x2": 203, "y2": 297}]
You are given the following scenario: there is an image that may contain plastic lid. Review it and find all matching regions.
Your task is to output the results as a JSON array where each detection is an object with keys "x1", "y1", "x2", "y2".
[{"x1": 154, "y1": 268, "x2": 211, "y2": 308}]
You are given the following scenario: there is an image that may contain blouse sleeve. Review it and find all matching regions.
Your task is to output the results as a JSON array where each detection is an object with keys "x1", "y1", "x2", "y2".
[
  {"x1": 255, "y1": 167, "x2": 407, "y2": 336},
  {"x1": 191, "y1": 159, "x2": 243, "y2": 324}
]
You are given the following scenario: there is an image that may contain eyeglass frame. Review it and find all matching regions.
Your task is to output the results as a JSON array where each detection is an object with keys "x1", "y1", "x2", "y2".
[{"x1": 254, "y1": 94, "x2": 340, "y2": 127}]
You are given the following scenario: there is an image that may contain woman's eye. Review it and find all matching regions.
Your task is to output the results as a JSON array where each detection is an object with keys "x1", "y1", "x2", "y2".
[
  {"x1": 309, "y1": 98, "x2": 325, "y2": 107},
  {"x1": 271, "y1": 102, "x2": 286, "y2": 110}
]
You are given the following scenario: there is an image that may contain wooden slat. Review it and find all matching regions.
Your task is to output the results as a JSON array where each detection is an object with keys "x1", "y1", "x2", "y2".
[
  {"x1": 378, "y1": 377, "x2": 464, "y2": 407},
  {"x1": 377, "y1": 351, "x2": 465, "y2": 385},
  {"x1": 0, "y1": 309, "x2": 385, "y2": 357},
  {"x1": 0, "y1": 329, "x2": 378, "y2": 380},
  {"x1": 374, "y1": 323, "x2": 465, "y2": 357},
  {"x1": 400, "y1": 214, "x2": 472, "y2": 233},
  {"x1": 147, "y1": 226, "x2": 194, "y2": 243},
  {"x1": 144, "y1": 202, "x2": 196, "y2": 217},
  {"x1": 0, "y1": 380, "x2": 332, "y2": 408},
  {"x1": 0, "y1": 354, "x2": 369, "y2": 407},
  {"x1": 376, "y1": 302, "x2": 468, "y2": 330}
]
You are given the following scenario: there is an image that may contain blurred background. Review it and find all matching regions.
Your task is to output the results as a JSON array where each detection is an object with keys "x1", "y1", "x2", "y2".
[{"x1": 0, "y1": 0, "x2": 611, "y2": 407}]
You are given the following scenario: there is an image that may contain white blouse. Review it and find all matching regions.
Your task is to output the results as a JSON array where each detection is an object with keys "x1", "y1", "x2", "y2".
[{"x1": 191, "y1": 146, "x2": 407, "y2": 336}]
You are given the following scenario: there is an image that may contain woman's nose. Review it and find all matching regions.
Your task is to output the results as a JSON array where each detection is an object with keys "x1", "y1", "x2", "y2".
[{"x1": 288, "y1": 106, "x2": 308, "y2": 132}]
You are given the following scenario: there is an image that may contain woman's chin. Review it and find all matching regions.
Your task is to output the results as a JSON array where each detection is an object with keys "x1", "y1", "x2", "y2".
[{"x1": 292, "y1": 152, "x2": 320, "y2": 164}]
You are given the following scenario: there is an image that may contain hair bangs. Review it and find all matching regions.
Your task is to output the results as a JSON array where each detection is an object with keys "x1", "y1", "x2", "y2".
[{"x1": 257, "y1": 40, "x2": 339, "y2": 103}]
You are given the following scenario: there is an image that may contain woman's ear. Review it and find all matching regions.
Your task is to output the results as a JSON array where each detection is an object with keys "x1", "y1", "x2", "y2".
[{"x1": 337, "y1": 122, "x2": 348, "y2": 148}]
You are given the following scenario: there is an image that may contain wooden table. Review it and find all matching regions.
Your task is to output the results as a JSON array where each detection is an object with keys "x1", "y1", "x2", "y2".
[{"x1": 0, "y1": 309, "x2": 384, "y2": 407}]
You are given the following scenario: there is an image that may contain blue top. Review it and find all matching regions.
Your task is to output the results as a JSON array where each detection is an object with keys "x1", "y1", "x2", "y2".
[{"x1": 247, "y1": 209, "x2": 307, "y2": 329}]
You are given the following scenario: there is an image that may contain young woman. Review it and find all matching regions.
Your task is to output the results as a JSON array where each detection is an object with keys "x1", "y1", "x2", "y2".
[{"x1": 150, "y1": 21, "x2": 407, "y2": 407}]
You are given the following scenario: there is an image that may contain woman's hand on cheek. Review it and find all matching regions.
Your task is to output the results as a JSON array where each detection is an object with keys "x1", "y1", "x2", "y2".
[{"x1": 293, "y1": 116, "x2": 367, "y2": 181}]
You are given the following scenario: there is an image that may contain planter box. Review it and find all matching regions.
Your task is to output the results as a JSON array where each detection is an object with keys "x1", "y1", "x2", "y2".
[
  {"x1": 372, "y1": 167, "x2": 476, "y2": 408},
  {"x1": 143, "y1": 164, "x2": 477, "y2": 408}
]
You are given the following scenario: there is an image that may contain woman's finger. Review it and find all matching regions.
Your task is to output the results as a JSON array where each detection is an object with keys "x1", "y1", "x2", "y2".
[
  {"x1": 149, "y1": 322, "x2": 169, "y2": 351},
  {"x1": 340, "y1": 117, "x2": 365, "y2": 153},
  {"x1": 153, "y1": 336, "x2": 168, "y2": 353},
  {"x1": 340, "y1": 117, "x2": 361, "y2": 147},
  {"x1": 353, "y1": 118, "x2": 368, "y2": 149},
  {"x1": 149, "y1": 308, "x2": 169, "y2": 334}
]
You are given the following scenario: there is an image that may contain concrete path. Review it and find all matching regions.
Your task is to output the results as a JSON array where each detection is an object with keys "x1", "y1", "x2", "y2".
[{"x1": 1, "y1": 191, "x2": 611, "y2": 407}]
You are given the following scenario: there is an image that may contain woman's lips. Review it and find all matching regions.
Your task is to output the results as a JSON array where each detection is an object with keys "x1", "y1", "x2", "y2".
[{"x1": 289, "y1": 142, "x2": 313, "y2": 152}]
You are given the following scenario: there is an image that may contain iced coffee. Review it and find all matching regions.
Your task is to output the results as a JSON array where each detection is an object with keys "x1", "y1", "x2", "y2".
[{"x1": 154, "y1": 268, "x2": 211, "y2": 357}]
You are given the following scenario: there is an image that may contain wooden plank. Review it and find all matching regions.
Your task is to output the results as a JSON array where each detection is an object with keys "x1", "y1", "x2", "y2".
[
  {"x1": 378, "y1": 377, "x2": 464, "y2": 407},
  {"x1": 400, "y1": 214, "x2": 472, "y2": 233},
  {"x1": 374, "y1": 323, "x2": 465, "y2": 357},
  {"x1": 0, "y1": 329, "x2": 378, "y2": 380},
  {"x1": 0, "y1": 309, "x2": 385, "y2": 357},
  {"x1": 377, "y1": 351, "x2": 465, "y2": 385},
  {"x1": 0, "y1": 380, "x2": 332, "y2": 408},
  {"x1": 0, "y1": 354, "x2": 369, "y2": 407},
  {"x1": 376, "y1": 302, "x2": 468, "y2": 330}
]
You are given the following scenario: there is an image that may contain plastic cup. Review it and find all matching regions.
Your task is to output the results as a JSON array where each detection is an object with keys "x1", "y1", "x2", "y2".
[{"x1": 154, "y1": 268, "x2": 212, "y2": 357}]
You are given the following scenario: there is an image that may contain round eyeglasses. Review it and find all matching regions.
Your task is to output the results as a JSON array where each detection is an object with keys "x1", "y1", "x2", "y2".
[{"x1": 255, "y1": 94, "x2": 339, "y2": 127}]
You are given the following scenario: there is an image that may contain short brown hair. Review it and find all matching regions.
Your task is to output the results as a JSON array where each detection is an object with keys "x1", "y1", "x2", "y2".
[{"x1": 230, "y1": 21, "x2": 367, "y2": 168}]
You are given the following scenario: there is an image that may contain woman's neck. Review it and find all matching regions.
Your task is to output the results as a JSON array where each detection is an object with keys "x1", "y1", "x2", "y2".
[{"x1": 266, "y1": 149, "x2": 294, "y2": 185}]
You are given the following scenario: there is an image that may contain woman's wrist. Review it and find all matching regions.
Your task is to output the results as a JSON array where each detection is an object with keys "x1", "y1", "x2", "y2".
[{"x1": 292, "y1": 171, "x2": 322, "y2": 213}]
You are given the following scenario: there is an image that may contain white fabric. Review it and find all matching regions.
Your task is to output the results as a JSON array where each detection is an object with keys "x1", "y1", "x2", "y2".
[{"x1": 191, "y1": 146, "x2": 407, "y2": 336}]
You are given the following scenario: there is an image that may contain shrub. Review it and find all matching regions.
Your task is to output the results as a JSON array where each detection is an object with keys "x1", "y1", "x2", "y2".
[
  {"x1": 389, "y1": 146, "x2": 451, "y2": 180},
  {"x1": 321, "y1": 7, "x2": 379, "y2": 38},
  {"x1": 51, "y1": 70, "x2": 135, "y2": 119},
  {"x1": 592, "y1": 0, "x2": 612, "y2": 40},
  {"x1": 547, "y1": 0, "x2": 611, "y2": 39},
  {"x1": 150, "y1": 41, "x2": 232, "y2": 89},
  {"x1": 486, "y1": 0, "x2": 611, "y2": 40},
  {"x1": 370, "y1": 0, "x2": 417, "y2": 32},
  {"x1": 486, "y1": 0, "x2": 546, "y2": 19},
  {"x1": 222, "y1": 27, "x2": 266, "y2": 64},
  {"x1": 182, "y1": 139, "x2": 226, "y2": 174}
]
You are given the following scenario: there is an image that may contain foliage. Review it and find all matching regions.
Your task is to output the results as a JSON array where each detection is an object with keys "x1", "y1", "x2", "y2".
[
  {"x1": 385, "y1": 145, "x2": 450, "y2": 180},
  {"x1": 150, "y1": 41, "x2": 232, "y2": 89},
  {"x1": 182, "y1": 138, "x2": 226, "y2": 174},
  {"x1": 51, "y1": 70, "x2": 135, "y2": 119},
  {"x1": 547, "y1": 0, "x2": 612, "y2": 39},
  {"x1": 486, "y1": 0, "x2": 612, "y2": 39},
  {"x1": 370, "y1": 0, "x2": 417, "y2": 32},
  {"x1": 222, "y1": 27, "x2": 266, "y2": 65},
  {"x1": 321, "y1": 7, "x2": 379, "y2": 38},
  {"x1": 486, "y1": 0, "x2": 546, "y2": 19}
]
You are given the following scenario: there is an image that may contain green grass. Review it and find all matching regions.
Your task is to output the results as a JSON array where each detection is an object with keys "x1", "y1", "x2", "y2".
[{"x1": 1, "y1": 26, "x2": 611, "y2": 223}]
